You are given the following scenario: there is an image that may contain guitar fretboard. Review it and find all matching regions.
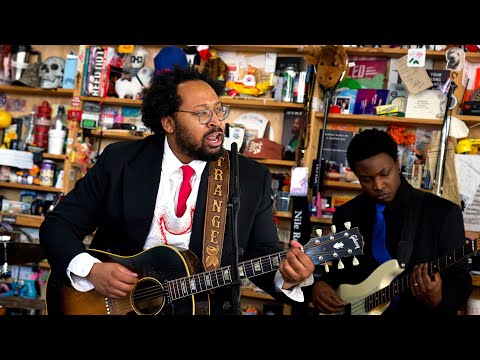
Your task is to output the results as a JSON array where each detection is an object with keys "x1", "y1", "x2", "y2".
[
  {"x1": 167, "y1": 252, "x2": 286, "y2": 301},
  {"x1": 365, "y1": 239, "x2": 478, "y2": 312}
]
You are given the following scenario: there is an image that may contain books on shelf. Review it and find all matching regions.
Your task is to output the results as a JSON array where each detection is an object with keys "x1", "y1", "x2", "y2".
[{"x1": 82, "y1": 46, "x2": 117, "y2": 97}]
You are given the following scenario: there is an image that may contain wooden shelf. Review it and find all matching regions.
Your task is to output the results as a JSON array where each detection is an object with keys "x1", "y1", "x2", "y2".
[
  {"x1": 311, "y1": 216, "x2": 333, "y2": 224},
  {"x1": 211, "y1": 45, "x2": 303, "y2": 54},
  {"x1": 42, "y1": 153, "x2": 67, "y2": 160},
  {"x1": 241, "y1": 287, "x2": 275, "y2": 300},
  {"x1": 0, "y1": 212, "x2": 44, "y2": 228},
  {"x1": 324, "y1": 180, "x2": 362, "y2": 190},
  {"x1": 315, "y1": 113, "x2": 443, "y2": 128},
  {"x1": 80, "y1": 96, "x2": 142, "y2": 107},
  {"x1": 456, "y1": 115, "x2": 480, "y2": 126},
  {"x1": 208, "y1": 46, "x2": 480, "y2": 63},
  {"x1": 274, "y1": 211, "x2": 333, "y2": 224},
  {"x1": 90, "y1": 129, "x2": 151, "y2": 140},
  {"x1": 255, "y1": 159, "x2": 296, "y2": 167},
  {"x1": 0, "y1": 296, "x2": 45, "y2": 310},
  {"x1": 0, "y1": 181, "x2": 62, "y2": 193},
  {"x1": 344, "y1": 47, "x2": 451, "y2": 59},
  {"x1": 220, "y1": 96, "x2": 304, "y2": 110},
  {"x1": 81, "y1": 95, "x2": 304, "y2": 111},
  {"x1": 0, "y1": 84, "x2": 74, "y2": 97}
]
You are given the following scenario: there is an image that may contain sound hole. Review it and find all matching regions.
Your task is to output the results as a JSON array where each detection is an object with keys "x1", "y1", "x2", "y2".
[{"x1": 131, "y1": 277, "x2": 165, "y2": 315}]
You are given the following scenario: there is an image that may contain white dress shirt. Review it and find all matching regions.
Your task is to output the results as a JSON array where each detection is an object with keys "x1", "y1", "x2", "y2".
[{"x1": 67, "y1": 137, "x2": 312, "y2": 301}]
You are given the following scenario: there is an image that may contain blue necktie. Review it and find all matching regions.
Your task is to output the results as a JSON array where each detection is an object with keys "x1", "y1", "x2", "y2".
[
  {"x1": 372, "y1": 203, "x2": 390, "y2": 264},
  {"x1": 372, "y1": 202, "x2": 400, "y2": 312}
]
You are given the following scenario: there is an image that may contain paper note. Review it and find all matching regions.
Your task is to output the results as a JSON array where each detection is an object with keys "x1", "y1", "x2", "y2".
[
  {"x1": 464, "y1": 186, "x2": 480, "y2": 232},
  {"x1": 396, "y1": 55, "x2": 433, "y2": 95},
  {"x1": 454, "y1": 154, "x2": 480, "y2": 209}
]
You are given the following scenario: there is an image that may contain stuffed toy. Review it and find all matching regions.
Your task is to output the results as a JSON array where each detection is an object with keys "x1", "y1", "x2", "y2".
[
  {"x1": 302, "y1": 45, "x2": 350, "y2": 216},
  {"x1": 303, "y1": 45, "x2": 349, "y2": 91},
  {"x1": 115, "y1": 66, "x2": 153, "y2": 99},
  {"x1": 204, "y1": 57, "x2": 228, "y2": 81}
]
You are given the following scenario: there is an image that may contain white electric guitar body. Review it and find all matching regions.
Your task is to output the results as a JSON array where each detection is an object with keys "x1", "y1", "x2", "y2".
[
  {"x1": 337, "y1": 259, "x2": 404, "y2": 315},
  {"x1": 334, "y1": 238, "x2": 479, "y2": 315}
]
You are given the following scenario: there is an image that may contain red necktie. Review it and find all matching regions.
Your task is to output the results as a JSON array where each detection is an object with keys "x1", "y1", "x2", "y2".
[{"x1": 176, "y1": 165, "x2": 195, "y2": 217}]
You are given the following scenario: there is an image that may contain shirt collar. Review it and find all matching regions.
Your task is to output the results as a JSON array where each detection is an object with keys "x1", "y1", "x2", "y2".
[
  {"x1": 162, "y1": 137, "x2": 207, "y2": 176},
  {"x1": 384, "y1": 174, "x2": 412, "y2": 215}
]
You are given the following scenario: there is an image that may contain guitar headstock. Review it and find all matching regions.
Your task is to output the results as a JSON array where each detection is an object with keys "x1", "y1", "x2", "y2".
[{"x1": 304, "y1": 227, "x2": 364, "y2": 266}]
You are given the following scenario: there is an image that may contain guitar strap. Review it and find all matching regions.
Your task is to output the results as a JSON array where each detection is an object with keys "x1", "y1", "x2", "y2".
[
  {"x1": 396, "y1": 189, "x2": 425, "y2": 269},
  {"x1": 202, "y1": 149, "x2": 230, "y2": 272}
]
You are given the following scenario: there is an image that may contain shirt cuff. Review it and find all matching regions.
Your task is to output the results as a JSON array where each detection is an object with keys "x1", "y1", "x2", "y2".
[
  {"x1": 274, "y1": 271, "x2": 314, "y2": 302},
  {"x1": 66, "y1": 252, "x2": 101, "y2": 292}
]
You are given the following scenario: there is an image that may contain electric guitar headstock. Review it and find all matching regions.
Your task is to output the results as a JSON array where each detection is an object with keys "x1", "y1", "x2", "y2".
[{"x1": 303, "y1": 222, "x2": 363, "y2": 268}]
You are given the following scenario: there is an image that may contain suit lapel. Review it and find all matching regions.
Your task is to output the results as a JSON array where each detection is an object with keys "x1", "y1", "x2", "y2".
[{"x1": 123, "y1": 135, "x2": 164, "y2": 248}]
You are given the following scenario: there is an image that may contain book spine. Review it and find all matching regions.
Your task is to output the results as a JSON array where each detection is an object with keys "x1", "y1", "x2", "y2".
[
  {"x1": 81, "y1": 46, "x2": 90, "y2": 96},
  {"x1": 90, "y1": 47, "x2": 105, "y2": 97},
  {"x1": 99, "y1": 47, "x2": 115, "y2": 97}
]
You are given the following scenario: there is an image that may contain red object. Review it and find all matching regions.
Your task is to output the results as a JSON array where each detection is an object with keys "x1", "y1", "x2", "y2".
[
  {"x1": 68, "y1": 109, "x2": 83, "y2": 122},
  {"x1": 34, "y1": 101, "x2": 52, "y2": 149},
  {"x1": 176, "y1": 165, "x2": 195, "y2": 217},
  {"x1": 329, "y1": 105, "x2": 341, "y2": 113}
]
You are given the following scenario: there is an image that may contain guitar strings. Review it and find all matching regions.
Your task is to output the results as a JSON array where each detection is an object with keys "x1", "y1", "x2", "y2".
[
  {"x1": 109, "y1": 236, "x2": 361, "y2": 313},
  {"x1": 344, "y1": 241, "x2": 477, "y2": 315}
]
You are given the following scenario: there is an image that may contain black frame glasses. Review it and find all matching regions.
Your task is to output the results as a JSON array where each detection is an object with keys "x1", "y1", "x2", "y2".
[{"x1": 176, "y1": 105, "x2": 230, "y2": 125}]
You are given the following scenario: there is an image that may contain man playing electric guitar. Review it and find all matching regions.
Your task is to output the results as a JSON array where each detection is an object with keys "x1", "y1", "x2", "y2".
[{"x1": 311, "y1": 129, "x2": 473, "y2": 315}]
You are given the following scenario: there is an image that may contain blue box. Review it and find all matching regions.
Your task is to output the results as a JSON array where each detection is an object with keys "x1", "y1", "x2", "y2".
[{"x1": 62, "y1": 54, "x2": 78, "y2": 89}]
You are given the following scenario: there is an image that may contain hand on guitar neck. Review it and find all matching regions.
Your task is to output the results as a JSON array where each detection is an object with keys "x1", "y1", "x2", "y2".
[
  {"x1": 310, "y1": 227, "x2": 475, "y2": 315},
  {"x1": 279, "y1": 240, "x2": 315, "y2": 290},
  {"x1": 410, "y1": 263, "x2": 442, "y2": 308},
  {"x1": 312, "y1": 263, "x2": 443, "y2": 315}
]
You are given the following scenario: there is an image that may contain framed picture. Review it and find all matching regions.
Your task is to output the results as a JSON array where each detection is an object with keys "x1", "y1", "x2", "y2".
[{"x1": 336, "y1": 96, "x2": 351, "y2": 114}]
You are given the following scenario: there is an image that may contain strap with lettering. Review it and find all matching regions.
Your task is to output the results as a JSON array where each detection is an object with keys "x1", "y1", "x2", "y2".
[{"x1": 202, "y1": 149, "x2": 230, "y2": 271}]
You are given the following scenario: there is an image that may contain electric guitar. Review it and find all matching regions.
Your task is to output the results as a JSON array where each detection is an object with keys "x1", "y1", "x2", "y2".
[
  {"x1": 46, "y1": 227, "x2": 364, "y2": 315},
  {"x1": 336, "y1": 238, "x2": 478, "y2": 315}
]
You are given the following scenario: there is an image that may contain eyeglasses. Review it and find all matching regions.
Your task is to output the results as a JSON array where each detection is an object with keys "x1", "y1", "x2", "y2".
[{"x1": 176, "y1": 105, "x2": 230, "y2": 125}]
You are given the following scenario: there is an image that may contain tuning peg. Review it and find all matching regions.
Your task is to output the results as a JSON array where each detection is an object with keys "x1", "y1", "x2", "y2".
[
  {"x1": 315, "y1": 229, "x2": 322, "y2": 237},
  {"x1": 352, "y1": 256, "x2": 359, "y2": 266},
  {"x1": 331, "y1": 225, "x2": 336, "y2": 234},
  {"x1": 344, "y1": 221, "x2": 351, "y2": 230},
  {"x1": 337, "y1": 258, "x2": 345, "y2": 270},
  {"x1": 324, "y1": 263, "x2": 329, "y2": 273}
]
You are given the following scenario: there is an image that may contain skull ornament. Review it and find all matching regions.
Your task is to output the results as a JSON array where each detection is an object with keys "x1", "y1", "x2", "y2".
[{"x1": 40, "y1": 56, "x2": 65, "y2": 89}]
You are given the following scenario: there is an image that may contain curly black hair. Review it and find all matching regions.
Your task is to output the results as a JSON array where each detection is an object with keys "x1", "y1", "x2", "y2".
[
  {"x1": 141, "y1": 65, "x2": 225, "y2": 134},
  {"x1": 346, "y1": 128, "x2": 398, "y2": 171}
]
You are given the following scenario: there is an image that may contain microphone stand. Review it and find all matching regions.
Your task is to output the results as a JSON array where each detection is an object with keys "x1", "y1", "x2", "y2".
[
  {"x1": 433, "y1": 81, "x2": 457, "y2": 196},
  {"x1": 228, "y1": 142, "x2": 241, "y2": 315}
]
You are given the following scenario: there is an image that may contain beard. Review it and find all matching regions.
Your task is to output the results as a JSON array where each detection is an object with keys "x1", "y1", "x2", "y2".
[{"x1": 175, "y1": 120, "x2": 224, "y2": 161}]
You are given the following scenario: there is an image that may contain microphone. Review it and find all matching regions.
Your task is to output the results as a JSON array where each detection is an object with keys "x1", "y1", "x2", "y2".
[{"x1": 231, "y1": 141, "x2": 239, "y2": 198}]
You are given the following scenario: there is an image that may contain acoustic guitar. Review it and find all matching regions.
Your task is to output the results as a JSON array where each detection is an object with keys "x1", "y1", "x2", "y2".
[{"x1": 46, "y1": 227, "x2": 364, "y2": 315}]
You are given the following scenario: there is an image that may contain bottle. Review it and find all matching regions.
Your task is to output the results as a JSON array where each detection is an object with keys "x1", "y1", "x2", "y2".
[
  {"x1": 48, "y1": 105, "x2": 67, "y2": 155},
  {"x1": 24, "y1": 111, "x2": 36, "y2": 146},
  {"x1": 34, "y1": 101, "x2": 52, "y2": 150},
  {"x1": 53, "y1": 105, "x2": 66, "y2": 129}
]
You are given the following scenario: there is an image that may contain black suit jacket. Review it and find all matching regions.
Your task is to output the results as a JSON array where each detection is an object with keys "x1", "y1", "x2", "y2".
[
  {"x1": 315, "y1": 177, "x2": 472, "y2": 315},
  {"x1": 40, "y1": 133, "x2": 290, "y2": 314}
]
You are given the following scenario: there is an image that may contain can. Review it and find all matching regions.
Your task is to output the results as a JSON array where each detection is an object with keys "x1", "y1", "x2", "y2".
[
  {"x1": 281, "y1": 66, "x2": 297, "y2": 102},
  {"x1": 39, "y1": 160, "x2": 55, "y2": 187}
]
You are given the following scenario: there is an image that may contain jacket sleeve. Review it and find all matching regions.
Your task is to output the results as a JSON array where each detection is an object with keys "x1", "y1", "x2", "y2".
[
  {"x1": 241, "y1": 166, "x2": 291, "y2": 302},
  {"x1": 433, "y1": 204, "x2": 473, "y2": 314},
  {"x1": 39, "y1": 145, "x2": 112, "y2": 282}
]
